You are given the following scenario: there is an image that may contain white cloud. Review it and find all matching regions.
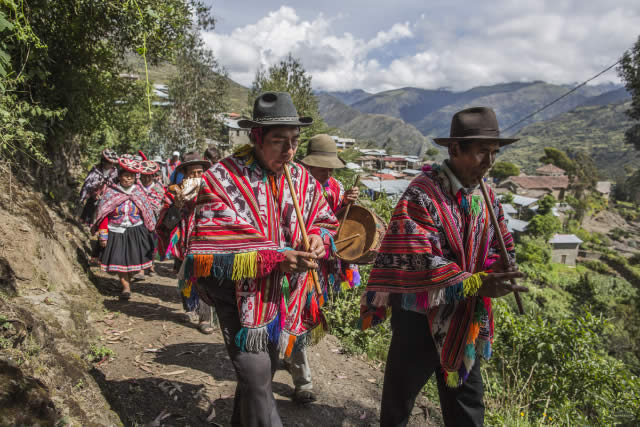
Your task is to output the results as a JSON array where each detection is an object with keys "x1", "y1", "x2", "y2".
[{"x1": 204, "y1": 2, "x2": 640, "y2": 92}]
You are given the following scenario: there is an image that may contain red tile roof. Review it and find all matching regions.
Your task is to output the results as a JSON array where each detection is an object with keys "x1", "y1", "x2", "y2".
[
  {"x1": 383, "y1": 157, "x2": 408, "y2": 162},
  {"x1": 508, "y1": 175, "x2": 569, "y2": 189},
  {"x1": 372, "y1": 173, "x2": 397, "y2": 180},
  {"x1": 536, "y1": 164, "x2": 566, "y2": 175}
]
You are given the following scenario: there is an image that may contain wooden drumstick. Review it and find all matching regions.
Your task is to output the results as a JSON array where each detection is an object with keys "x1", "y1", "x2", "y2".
[
  {"x1": 336, "y1": 174, "x2": 361, "y2": 236},
  {"x1": 479, "y1": 179, "x2": 525, "y2": 315},
  {"x1": 283, "y1": 164, "x2": 324, "y2": 305}
]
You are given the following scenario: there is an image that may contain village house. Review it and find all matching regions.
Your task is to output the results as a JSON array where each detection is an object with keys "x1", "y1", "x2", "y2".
[
  {"x1": 549, "y1": 234, "x2": 583, "y2": 266},
  {"x1": 536, "y1": 164, "x2": 566, "y2": 176},
  {"x1": 331, "y1": 136, "x2": 356, "y2": 151},
  {"x1": 498, "y1": 175, "x2": 569, "y2": 200},
  {"x1": 383, "y1": 156, "x2": 409, "y2": 171},
  {"x1": 355, "y1": 155, "x2": 381, "y2": 170},
  {"x1": 596, "y1": 181, "x2": 612, "y2": 198}
]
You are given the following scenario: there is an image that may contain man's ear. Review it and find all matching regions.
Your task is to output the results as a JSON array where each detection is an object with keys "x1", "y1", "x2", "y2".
[{"x1": 448, "y1": 142, "x2": 459, "y2": 158}]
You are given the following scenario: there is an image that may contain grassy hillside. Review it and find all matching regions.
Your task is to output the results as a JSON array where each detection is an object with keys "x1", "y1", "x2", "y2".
[
  {"x1": 317, "y1": 93, "x2": 436, "y2": 156},
  {"x1": 500, "y1": 101, "x2": 640, "y2": 179},
  {"x1": 128, "y1": 56, "x2": 249, "y2": 113}
]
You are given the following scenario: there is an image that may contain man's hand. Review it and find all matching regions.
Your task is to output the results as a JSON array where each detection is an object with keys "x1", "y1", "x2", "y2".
[
  {"x1": 307, "y1": 234, "x2": 326, "y2": 258},
  {"x1": 174, "y1": 189, "x2": 186, "y2": 209},
  {"x1": 344, "y1": 187, "x2": 359, "y2": 203},
  {"x1": 488, "y1": 255, "x2": 516, "y2": 273},
  {"x1": 279, "y1": 250, "x2": 318, "y2": 273},
  {"x1": 293, "y1": 234, "x2": 326, "y2": 259},
  {"x1": 477, "y1": 271, "x2": 527, "y2": 298}
]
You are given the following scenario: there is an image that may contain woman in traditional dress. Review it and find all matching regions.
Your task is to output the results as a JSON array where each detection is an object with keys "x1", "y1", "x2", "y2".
[
  {"x1": 138, "y1": 160, "x2": 164, "y2": 275},
  {"x1": 92, "y1": 158, "x2": 157, "y2": 300},
  {"x1": 78, "y1": 148, "x2": 119, "y2": 224}
]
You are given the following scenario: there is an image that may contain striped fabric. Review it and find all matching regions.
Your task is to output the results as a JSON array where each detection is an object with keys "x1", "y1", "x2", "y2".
[
  {"x1": 361, "y1": 163, "x2": 515, "y2": 386},
  {"x1": 182, "y1": 147, "x2": 339, "y2": 354}
]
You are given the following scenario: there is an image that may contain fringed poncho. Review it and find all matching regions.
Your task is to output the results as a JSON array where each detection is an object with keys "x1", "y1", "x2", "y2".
[
  {"x1": 361, "y1": 162, "x2": 515, "y2": 387},
  {"x1": 181, "y1": 147, "x2": 339, "y2": 355}
]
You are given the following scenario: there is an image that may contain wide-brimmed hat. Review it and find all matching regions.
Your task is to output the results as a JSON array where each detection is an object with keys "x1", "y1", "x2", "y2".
[
  {"x1": 139, "y1": 160, "x2": 159, "y2": 175},
  {"x1": 237, "y1": 92, "x2": 313, "y2": 129},
  {"x1": 175, "y1": 152, "x2": 211, "y2": 175},
  {"x1": 433, "y1": 107, "x2": 518, "y2": 147},
  {"x1": 102, "y1": 148, "x2": 119, "y2": 164},
  {"x1": 119, "y1": 157, "x2": 142, "y2": 173},
  {"x1": 301, "y1": 134, "x2": 345, "y2": 169}
]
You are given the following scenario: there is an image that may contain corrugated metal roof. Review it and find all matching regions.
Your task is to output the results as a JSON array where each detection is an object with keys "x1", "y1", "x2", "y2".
[
  {"x1": 502, "y1": 203, "x2": 517, "y2": 214},
  {"x1": 511, "y1": 195, "x2": 539, "y2": 207},
  {"x1": 549, "y1": 234, "x2": 583, "y2": 244},
  {"x1": 362, "y1": 179, "x2": 411, "y2": 195}
]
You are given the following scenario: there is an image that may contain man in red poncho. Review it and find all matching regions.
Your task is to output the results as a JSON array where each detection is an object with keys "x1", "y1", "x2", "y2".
[
  {"x1": 181, "y1": 92, "x2": 339, "y2": 426},
  {"x1": 361, "y1": 107, "x2": 527, "y2": 426}
]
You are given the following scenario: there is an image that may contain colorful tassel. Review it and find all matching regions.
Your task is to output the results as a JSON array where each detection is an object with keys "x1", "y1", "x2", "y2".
[
  {"x1": 466, "y1": 321, "x2": 480, "y2": 344},
  {"x1": 462, "y1": 272, "x2": 486, "y2": 297},
  {"x1": 194, "y1": 254, "x2": 213, "y2": 277},
  {"x1": 235, "y1": 327, "x2": 248, "y2": 352},
  {"x1": 470, "y1": 195, "x2": 482, "y2": 217},
  {"x1": 445, "y1": 371, "x2": 459, "y2": 388},
  {"x1": 232, "y1": 251, "x2": 257, "y2": 280},
  {"x1": 282, "y1": 276, "x2": 290, "y2": 304}
]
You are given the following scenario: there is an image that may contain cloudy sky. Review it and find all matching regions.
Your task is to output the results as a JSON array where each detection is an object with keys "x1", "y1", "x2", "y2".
[{"x1": 203, "y1": 1, "x2": 640, "y2": 93}]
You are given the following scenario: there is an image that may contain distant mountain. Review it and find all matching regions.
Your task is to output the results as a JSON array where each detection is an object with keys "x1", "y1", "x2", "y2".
[
  {"x1": 349, "y1": 82, "x2": 619, "y2": 138},
  {"x1": 579, "y1": 87, "x2": 630, "y2": 107},
  {"x1": 500, "y1": 101, "x2": 639, "y2": 179},
  {"x1": 323, "y1": 89, "x2": 373, "y2": 105},
  {"x1": 317, "y1": 93, "x2": 436, "y2": 156}
]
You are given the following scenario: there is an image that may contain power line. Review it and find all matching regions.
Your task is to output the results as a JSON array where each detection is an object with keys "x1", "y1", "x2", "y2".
[{"x1": 502, "y1": 58, "x2": 623, "y2": 134}]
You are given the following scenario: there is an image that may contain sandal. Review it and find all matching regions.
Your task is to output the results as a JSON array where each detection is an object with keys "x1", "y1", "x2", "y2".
[
  {"x1": 198, "y1": 321, "x2": 214, "y2": 335},
  {"x1": 293, "y1": 389, "x2": 316, "y2": 404},
  {"x1": 119, "y1": 290, "x2": 131, "y2": 301}
]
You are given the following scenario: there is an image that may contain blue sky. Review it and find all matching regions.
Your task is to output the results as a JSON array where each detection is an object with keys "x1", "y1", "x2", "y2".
[{"x1": 203, "y1": 1, "x2": 640, "y2": 93}]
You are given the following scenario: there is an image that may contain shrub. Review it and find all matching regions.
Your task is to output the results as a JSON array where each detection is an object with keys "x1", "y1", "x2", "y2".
[{"x1": 516, "y1": 236, "x2": 551, "y2": 265}]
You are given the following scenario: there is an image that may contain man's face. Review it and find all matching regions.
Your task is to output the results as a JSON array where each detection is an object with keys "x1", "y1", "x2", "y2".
[
  {"x1": 119, "y1": 171, "x2": 136, "y2": 188},
  {"x1": 450, "y1": 140, "x2": 500, "y2": 186},
  {"x1": 140, "y1": 174, "x2": 153, "y2": 186},
  {"x1": 185, "y1": 165, "x2": 204, "y2": 179},
  {"x1": 307, "y1": 166, "x2": 333, "y2": 185},
  {"x1": 103, "y1": 161, "x2": 115, "y2": 171},
  {"x1": 254, "y1": 126, "x2": 300, "y2": 174}
]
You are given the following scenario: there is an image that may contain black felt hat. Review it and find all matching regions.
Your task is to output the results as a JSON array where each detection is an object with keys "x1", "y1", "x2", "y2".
[
  {"x1": 237, "y1": 92, "x2": 313, "y2": 129},
  {"x1": 433, "y1": 107, "x2": 518, "y2": 147},
  {"x1": 175, "y1": 152, "x2": 211, "y2": 175}
]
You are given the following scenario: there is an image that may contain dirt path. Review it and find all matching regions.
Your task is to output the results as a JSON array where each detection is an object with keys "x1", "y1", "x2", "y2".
[{"x1": 90, "y1": 261, "x2": 439, "y2": 426}]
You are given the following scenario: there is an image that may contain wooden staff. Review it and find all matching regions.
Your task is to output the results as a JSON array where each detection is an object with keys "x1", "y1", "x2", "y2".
[
  {"x1": 283, "y1": 164, "x2": 324, "y2": 305},
  {"x1": 479, "y1": 179, "x2": 525, "y2": 315},
  {"x1": 336, "y1": 174, "x2": 361, "y2": 236}
]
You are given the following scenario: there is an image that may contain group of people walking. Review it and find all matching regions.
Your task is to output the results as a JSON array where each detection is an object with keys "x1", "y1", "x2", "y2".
[{"x1": 78, "y1": 91, "x2": 526, "y2": 426}]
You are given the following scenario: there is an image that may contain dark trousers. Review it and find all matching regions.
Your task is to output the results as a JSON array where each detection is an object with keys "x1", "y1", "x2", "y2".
[
  {"x1": 381, "y1": 302, "x2": 485, "y2": 427},
  {"x1": 199, "y1": 276, "x2": 282, "y2": 427}
]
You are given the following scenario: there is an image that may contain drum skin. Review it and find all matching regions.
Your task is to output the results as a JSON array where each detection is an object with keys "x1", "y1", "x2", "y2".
[{"x1": 334, "y1": 205, "x2": 386, "y2": 264}]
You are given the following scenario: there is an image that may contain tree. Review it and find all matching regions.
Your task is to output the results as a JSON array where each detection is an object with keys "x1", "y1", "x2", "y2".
[
  {"x1": 426, "y1": 147, "x2": 440, "y2": 158},
  {"x1": 248, "y1": 53, "x2": 330, "y2": 157},
  {"x1": 151, "y1": 34, "x2": 229, "y2": 155},
  {"x1": 526, "y1": 214, "x2": 562, "y2": 240},
  {"x1": 618, "y1": 34, "x2": 640, "y2": 150},
  {"x1": 501, "y1": 192, "x2": 514, "y2": 205},
  {"x1": 537, "y1": 194, "x2": 556, "y2": 215},
  {"x1": 539, "y1": 147, "x2": 575, "y2": 175},
  {"x1": 489, "y1": 161, "x2": 520, "y2": 181},
  {"x1": 0, "y1": 0, "x2": 215, "y2": 188},
  {"x1": 515, "y1": 236, "x2": 551, "y2": 264}
]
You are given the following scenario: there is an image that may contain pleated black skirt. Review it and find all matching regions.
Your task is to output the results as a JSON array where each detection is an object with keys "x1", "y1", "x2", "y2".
[{"x1": 100, "y1": 225, "x2": 154, "y2": 273}]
